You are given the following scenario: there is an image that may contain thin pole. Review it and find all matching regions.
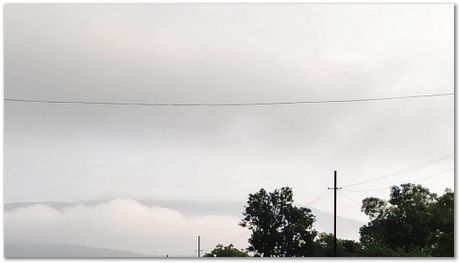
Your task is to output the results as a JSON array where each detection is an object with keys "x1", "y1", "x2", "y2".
[
  {"x1": 198, "y1": 236, "x2": 200, "y2": 257},
  {"x1": 328, "y1": 171, "x2": 341, "y2": 257},
  {"x1": 334, "y1": 171, "x2": 337, "y2": 257}
]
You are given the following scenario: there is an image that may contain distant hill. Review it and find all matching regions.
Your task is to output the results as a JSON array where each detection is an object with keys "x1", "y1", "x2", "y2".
[{"x1": 5, "y1": 242, "x2": 151, "y2": 258}]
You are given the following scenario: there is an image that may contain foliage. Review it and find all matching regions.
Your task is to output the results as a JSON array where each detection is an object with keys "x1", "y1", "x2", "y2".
[
  {"x1": 315, "y1": 233, "x2": 362, "y2": 257},
  {"x1": 203, "y1": 244, "x2": 249, "y2": 257},
  {"x1": 428, "y1": 189, "x2": 454, "y2": 257},
  {"x1": 240, "y1": 187, "x2": 318, "y2": 257},
  {"x1": 360, "y1": 183, "x2": 454, "y2": 257},
  {"x1": 358, "y1": 244, "x2": 428, "y2": 257},
  {"x1": 234, "y1": 183, "x2": 453, "y2": 257}
]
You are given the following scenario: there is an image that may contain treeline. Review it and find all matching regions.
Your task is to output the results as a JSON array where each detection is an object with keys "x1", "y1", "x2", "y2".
[{"x1": 204, "y1": 184, "x2": 454, "y2": 257}]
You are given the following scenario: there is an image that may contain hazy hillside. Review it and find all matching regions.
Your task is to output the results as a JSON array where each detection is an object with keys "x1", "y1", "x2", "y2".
[{"x1": 5, "y1": 242, "x2": 151, "y2": 258}]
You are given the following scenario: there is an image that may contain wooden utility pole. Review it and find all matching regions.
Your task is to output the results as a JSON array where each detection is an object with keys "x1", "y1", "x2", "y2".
[
  {"x1": 328, "y1": 171, "x2": 341, "y2": 257},
  {"x1": 196, "y1": 235, "x2": 202, "y2": 257}
]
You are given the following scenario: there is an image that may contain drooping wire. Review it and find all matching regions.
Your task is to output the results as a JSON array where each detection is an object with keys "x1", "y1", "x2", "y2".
[
  {"x1": 341, "y1": 155, "x2": 453, "y2": 188},
  {"x1": 305, "y1": 190, "x2": 329, "y2": 207},
  {"x1": 413, "y1": 168, "x2": 454, "y2": 183},
  {"x1": 340, "y1": 191, "x2": 364, "y2": 208},
  {"x1": 342, "y1": 167, "x2": 454, "y2": 193},
  {"x1": 342, "y1": 187, "x2": 391, "y2": 193},
  {"x1": 4, "y1": 92, "x2": 453, "y2": 107},
  {"x1": 338, "y1": 194, "x2": 361, "y2": 231}
]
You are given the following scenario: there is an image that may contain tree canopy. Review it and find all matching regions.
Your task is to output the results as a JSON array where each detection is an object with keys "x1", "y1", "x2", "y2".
[
  {"x1": 239, "y1": 187, "x2": 318, "y2": 257},
  {"x1": 207, "y1": 183, "x2": 453, "y2": 257},
  {"x1": 360, "y1": 183, "x2": 454, "y2": 256},
  {"x1": 315, "y1": 233, "x2": 362, "y2": 257},
  {"x1": 203, "y1": 244, "x2": 249, "y2": 257}
]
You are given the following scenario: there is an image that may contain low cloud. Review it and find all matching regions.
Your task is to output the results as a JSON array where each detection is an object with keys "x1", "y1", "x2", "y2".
[{"x1": 5, "y1": 199, "x2": 250, "y2": 256}]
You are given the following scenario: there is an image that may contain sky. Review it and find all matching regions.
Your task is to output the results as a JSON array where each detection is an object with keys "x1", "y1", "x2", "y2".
[{"x1": 3, "y1": 3, "x2": 454, "y2": 255}]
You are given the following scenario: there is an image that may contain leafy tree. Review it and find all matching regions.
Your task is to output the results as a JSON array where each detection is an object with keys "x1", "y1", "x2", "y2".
[
  {"x1": 359, "y1": 183, "x2": 453, "y2": 256},
  {"x1": 359, "y1": 244, "x2": 427, "y2": 257},
  {"x1": 240, "y1": 187, "x2": 318, "y2": 257},
  {"x1": 203, "y1": 244, "x2": 249, "y2": 257},
  {"x1": 428, "y1": 189, "x2": 454, "y2": 256},
  {"x1": 315, "y1": 233, "x2": 362, "y2": 257}
]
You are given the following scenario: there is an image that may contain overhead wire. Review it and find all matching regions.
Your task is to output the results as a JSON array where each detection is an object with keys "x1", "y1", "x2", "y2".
[
  {"x1": 339, "y1": 168, "x2": 453, "y2": 213},
  {"x1": 4, "y1": 92, "x2": 453, "y2": 107},
  {"x1": 342, "y1": 166, "x2": 454, "y2": 193},
  {"x1": 338, "y1": 194, "x2": 361, "y2": 230},
  {"x1": 341, "y1": 155, "x2": 453, "y2": 188},
  {"x1": 305, "y1": 190, "x2": 329, "y2": 207},
  {"x1": 342, "y1": 187, "x2": 390, "y2": 193},
  {"x1": 412, "y1": 167, "x2": 454, "y2": 183},
  {"x1": 340, "y1": 191, "x2": 363, "y2": 207}
]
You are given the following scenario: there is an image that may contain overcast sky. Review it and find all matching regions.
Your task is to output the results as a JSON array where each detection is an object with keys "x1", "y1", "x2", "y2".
[{"x1": 4, "y1": 3, "x2": 454, "y2": 228}]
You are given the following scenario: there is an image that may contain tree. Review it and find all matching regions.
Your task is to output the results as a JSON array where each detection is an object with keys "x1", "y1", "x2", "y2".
[
  {"x1": 239, "y1": 187, "x2": 318, "y2": 257},
  {"x1": 359, "y1": 183, "x2": 453, "y2": 256},
  {"x1": 203, "y1": 244, "x2": 249, "y2": 257},
  {"x1": 428, "y1": 189, "x2": 454, "y2": 256},
  {"x1": 315, "y1": 233, "x2": 362, "y2": 257}
]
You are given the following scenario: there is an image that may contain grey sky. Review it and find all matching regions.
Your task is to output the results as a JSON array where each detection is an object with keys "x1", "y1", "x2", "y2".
[{"x1": 4, "y1": 3, "x2": 454, "y2": 225}]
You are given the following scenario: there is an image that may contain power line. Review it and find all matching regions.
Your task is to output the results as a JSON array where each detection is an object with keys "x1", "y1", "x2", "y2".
[
  {"x1": 342, "y1": 167, "x2": 454, "y2": 193},
  {"x1": 340, "y1": 191, "x2": 363, "y2": 207},
  {"x1": 338, "y1": 195, "x2": 361, "y2": 230},
  {"x1": 413, "y1": 168, "x2": 454, "y2": 183},
  {"x1": 341, "y1": 155, "x2": 453, "y2": 188},
  {"x1": 342, "y1": 187, "x2": 390, "y2": 193},
  {"x1": 3, "y1": 92, "x2": 453, "y2": 107},
  {"x1": 305, "y1": 190, "x2": 329, "y2": 206}
]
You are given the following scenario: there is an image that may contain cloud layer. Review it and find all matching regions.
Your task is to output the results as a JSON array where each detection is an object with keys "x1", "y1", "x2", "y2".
[{"x1": 5, "y1": 199, "x2": 250, "y2": 256}]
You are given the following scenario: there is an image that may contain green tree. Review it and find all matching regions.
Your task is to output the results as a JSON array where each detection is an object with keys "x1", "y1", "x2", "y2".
[
  {"x1": 203, "y1": 244, "x2": 249, "y2": 257},
  {"x1": 428, "y1": 189, "x2": 454, "y2": 256},
  {"x1": 315, "y1": 233, "x2": 362, "y2": 257},
  {"x1": 359, "y1": 183, "x2": 453, "y2": 256},
  {"x1": 239, "y1": 187, "x2": 318, "y2": 257}
]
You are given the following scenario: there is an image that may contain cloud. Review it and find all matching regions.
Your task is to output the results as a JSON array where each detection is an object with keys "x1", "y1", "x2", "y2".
[{"x1": 4, "y1": 199, "x2": 250, "y2": 256}]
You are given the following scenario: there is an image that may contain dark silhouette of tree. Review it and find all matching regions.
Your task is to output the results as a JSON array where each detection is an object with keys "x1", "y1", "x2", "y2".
[
  {"x1": 228, "y1": 183, "x2": 453, "y2": 257},
  {"x1": 428, "y1": 189, "x2": 454, "y2": 256},
  {"x1": 315, "y1": 233, "x2": 362, "y2": 256},
  {"x1": 203, "y1": 244, "x2": 249, "y2": 257},
  {"x1": 239, "y1": 187, "x2": 317, "y2": 257},
  {"x1": 360, "y1": 183, "x2": 454, "y2": 256}
]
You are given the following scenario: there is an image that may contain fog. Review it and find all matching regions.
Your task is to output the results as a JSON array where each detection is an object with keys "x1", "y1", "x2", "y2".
[{"x1": 5, "y1": 199, "x2": 250, "y2": 256}]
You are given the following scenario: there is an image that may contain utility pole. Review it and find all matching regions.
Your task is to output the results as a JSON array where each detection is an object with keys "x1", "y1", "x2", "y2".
[
  {"x1": 328, "y1": 170, "x2": 342, "y2": 257},
  {"x1": 196, "y1": 235, "x2": 203, "y2": 257}
]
